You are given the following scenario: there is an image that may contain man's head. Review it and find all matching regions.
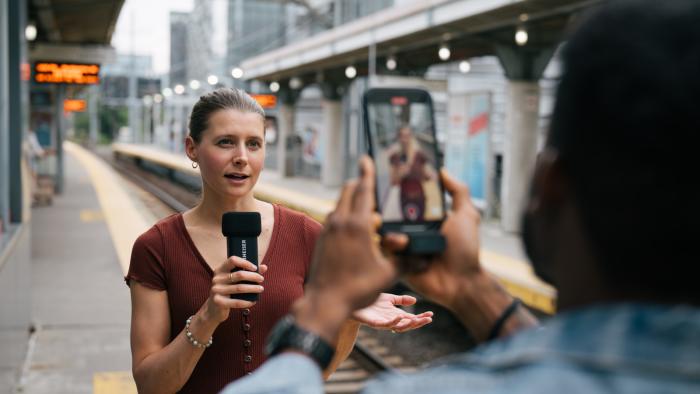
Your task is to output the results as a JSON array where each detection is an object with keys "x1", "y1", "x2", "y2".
[{"x1": 523, "y1": 0, "x2": 699, "y2": 306}]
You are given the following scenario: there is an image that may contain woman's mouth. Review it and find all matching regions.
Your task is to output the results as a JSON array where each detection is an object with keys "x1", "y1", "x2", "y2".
[{"x1": 224, "y1": 173, "x2": 250, "y2": 184}]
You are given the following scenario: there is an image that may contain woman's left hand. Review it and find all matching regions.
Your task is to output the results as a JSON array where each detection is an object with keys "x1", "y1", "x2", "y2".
[{"x1": 351, "y1": 293, "x2": 433, "y2": 333}]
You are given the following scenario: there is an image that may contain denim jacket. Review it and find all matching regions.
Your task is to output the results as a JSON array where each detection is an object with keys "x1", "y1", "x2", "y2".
[{"x1": 222, "y1": 304, "x2": 700, "y2": 394}]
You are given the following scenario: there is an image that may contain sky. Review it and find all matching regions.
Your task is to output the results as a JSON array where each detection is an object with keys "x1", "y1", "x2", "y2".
[{"x1": 111, "y1": 0, "x2": 228, "y2": 75}]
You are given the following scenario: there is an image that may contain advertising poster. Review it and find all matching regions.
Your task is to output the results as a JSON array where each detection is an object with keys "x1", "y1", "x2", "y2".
[{"x1": 445, "y1": 92, "x2": 491, "y2": 208}]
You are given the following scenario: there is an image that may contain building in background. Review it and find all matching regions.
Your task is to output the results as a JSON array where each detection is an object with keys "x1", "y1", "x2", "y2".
[
  {"x1": 187, "y1": 0, "x2": 227, "y2": 85},
  {"x1": 225, "y1": 0, "x2": 395, "y2": 74},
  {"x1": 227, "y1": 0, "x2": 286, "y2": 69},
  {"x1": 169, "y1": 11, "x2": 189, "y2": 87},
  {"x1": 101, "y1": 54, "x2": 158, "y2": 99}
]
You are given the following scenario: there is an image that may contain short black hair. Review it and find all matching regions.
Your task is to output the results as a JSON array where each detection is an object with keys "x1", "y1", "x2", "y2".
[
  {"x1": 188, "y1": 88, "x2": 265, "y2": 143},
  {"x1": 548, "y1": 0, "x2": 699, "y2": 297}
]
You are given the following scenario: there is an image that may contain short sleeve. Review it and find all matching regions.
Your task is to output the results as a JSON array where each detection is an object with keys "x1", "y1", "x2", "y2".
[
  {"x1": 125, "y1": 225, "x2": 167, "y2": 290},
  {"x1": 302, "y1": 215, "x2": 322, "y2": 275}
]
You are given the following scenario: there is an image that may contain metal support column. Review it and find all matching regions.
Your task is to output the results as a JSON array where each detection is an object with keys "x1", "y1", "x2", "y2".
[
  {"x1": 7, "y1": 0, "x2": 26, "y2": 217},
  {"x1": 55, "y1": 85, "x2": 66, "y2": 194},
  {"x1": 496, "y1": 45, "x2": 555, "y2": 233},
  {"x1": 89, "y1": 85, "x2": 99, "y2": 147},
  {"x1": 320, "y1": 82, "x2": 345, "y2": 187},
  {"x1": 277, "y1": 85, "x2": 300, "y2": 178}
]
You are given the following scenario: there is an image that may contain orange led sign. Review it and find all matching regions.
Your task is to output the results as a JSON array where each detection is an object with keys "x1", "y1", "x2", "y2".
[
  {"x1": 251, "y1": 94, "x2": 277, "y2": 109},
  {"x1": 34, "y1": 62, "x2": 100, "y2": 85},
  {"x1": 64, "y1": 99, "x2": 86, "y2": 112}
]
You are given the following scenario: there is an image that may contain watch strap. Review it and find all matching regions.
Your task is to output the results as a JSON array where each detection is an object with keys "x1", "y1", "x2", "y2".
[{"x1": 265, "y1": 315, "x2": 335, "y2": 369}]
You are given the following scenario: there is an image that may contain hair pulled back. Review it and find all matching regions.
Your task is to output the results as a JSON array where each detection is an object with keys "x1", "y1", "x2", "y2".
[{"x1": 188, "y1": 88, "x2": 265, "y2": 143}]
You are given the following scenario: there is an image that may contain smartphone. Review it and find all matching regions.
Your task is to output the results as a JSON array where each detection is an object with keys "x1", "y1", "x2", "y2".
[{"x1": 362, "y1": 88, "x2": 446, "y2": 254}]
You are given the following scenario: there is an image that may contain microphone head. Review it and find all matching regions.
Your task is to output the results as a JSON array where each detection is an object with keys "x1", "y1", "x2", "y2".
[{"x1": 222, "y1": 212, "x2": 262, "y2": 237}]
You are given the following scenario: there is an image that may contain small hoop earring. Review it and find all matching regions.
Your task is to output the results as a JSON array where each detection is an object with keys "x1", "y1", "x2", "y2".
[{"x1": 191, "y1": 162, "x2": 198, "y2": 169}]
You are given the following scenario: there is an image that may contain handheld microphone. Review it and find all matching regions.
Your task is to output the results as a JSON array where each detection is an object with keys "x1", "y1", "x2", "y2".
[{"x1": 222, "y1": 212, "x2": 261, "y2": 302}]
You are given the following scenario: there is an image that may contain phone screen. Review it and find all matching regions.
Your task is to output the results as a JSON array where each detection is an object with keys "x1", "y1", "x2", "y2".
[{"x1": 364, "y1": 89, "x2": 445, "y2": 228}]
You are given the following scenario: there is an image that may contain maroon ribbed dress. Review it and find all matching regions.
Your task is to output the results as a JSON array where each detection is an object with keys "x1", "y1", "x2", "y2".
[{"x1": 126, "y1": 204, "x2": 321, "y2": 393}]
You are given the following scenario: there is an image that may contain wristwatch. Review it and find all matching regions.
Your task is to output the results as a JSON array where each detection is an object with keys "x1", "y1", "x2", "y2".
[{"x1": 265, "y1": 315, "x2": 335, "y2": 369}]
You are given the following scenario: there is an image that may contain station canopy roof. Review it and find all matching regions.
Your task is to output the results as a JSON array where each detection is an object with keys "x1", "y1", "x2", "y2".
[
  {"x1": 29, "y1": 0, "x2": 125, "y2": 63},
  {"x1": 241, "y1": 0, "x2": 605, "y2": 85}
]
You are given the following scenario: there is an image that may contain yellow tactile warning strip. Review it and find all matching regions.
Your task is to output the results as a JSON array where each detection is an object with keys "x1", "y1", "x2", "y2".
[
  {"x1": 111, "y1": 142, "x2": 557, "y2": 313},
  {"x1": 80, "y1": 209, "x2": 105, "y2": 222},
  {"x1": 93, "y1": 371, "x2": 137, "y2": 394},
  {"x1": 65, "y1": 141, "x2": 151, "y2": 275},
  {"x1": 65, "y1": 142, "x2": 147, "y2": 393}
]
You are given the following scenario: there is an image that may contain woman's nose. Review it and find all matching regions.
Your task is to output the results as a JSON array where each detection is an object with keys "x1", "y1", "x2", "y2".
[{"x1": 233, "y1": 146, "x2": 248, "y2": 166}]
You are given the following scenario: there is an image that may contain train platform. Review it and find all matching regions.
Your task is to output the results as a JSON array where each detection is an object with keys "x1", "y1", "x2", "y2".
[
  {"x1": 15, "y1": 141, "x2": 555, "y2": 393},
  {"x1": 17, "y1": 141, "x2": 149, "y2": 393}
]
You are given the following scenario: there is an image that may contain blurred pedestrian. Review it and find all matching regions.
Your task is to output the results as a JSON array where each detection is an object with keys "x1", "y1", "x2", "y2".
[
  {"x1": 221, "y1": 1, "x2": 700, "y2": 393},
  {"x1": 126, "y1": 88, "x2": 433, "y2": 394}
]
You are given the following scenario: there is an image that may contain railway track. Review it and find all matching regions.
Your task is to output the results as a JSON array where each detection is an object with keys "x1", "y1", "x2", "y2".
[{"x1": 107, "y1": 152, "x2": 413, "y2": 393}]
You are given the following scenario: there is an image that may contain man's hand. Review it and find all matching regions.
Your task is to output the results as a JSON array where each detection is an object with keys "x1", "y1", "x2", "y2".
[
  {"x1": 384, "y1": 169, "x2": 538, "y2": 342},
  {"x1": 294, "y1": 156, "x2": 398, "y2": 345},
  {"x1": 385, "y1": 169, "x2": 483, "y2": 309}
]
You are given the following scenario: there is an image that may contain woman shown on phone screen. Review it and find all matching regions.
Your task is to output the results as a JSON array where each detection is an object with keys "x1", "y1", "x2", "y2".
[{"x1": 388, "y1": 125, "x2": 436, "y2": 222}]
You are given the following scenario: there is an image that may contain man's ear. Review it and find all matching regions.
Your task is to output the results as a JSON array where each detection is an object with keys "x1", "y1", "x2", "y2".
[
  {"x1": 185, "y1": 136, "x2": 197, "y2": 162},
  {"x1": 529, "y1": 147, "x2": 569, "y2": 217}
]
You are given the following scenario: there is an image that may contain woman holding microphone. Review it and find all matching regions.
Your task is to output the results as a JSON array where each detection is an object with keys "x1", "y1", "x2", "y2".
[{"x1": 126, "y1": 88, "x2": 432, "y2": 393}]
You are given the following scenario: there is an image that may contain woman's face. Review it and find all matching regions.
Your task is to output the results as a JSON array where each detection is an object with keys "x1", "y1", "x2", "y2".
[{"x1": 187, "y1": 109, "x2": 265, "y2": 199}]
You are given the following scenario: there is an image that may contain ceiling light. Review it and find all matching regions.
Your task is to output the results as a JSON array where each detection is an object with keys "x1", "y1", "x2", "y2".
[
  {"x1": 438, "y1": 44, "x2": 451, "y2": 61},
  {"x1": 231, "y1": 67, "x2": 244, "y2": 79},
  {"x1": 515, "y1": 27, "x2": 528, "y2": 46},
  {"x1": 269, "y1": 81, "x2": 280, "y2": 92},
  {"x1": 207, "y1": 75, "x2": 218, "y2": 85},
  {"x1": 289, "y1": 77, "x2": 303, "y2": 89},
  {"x1": 25, "y1": 23, "x2": 37, "y2": 41},
  {"x1": 345, "y1": 65, "x2": 357, "y2": 79},
  {"x1": 386, "y1": 56, "x2": 397, "y2": 71},
  {"x1": 174, "y1": 84, "x2": 185, "y2": 95},
  {"x1": 189, "y1": 79, "x2": 201, "y2": 90},
  {"x1": 459, "y1": 60, "x2": 471, "y2": 73}
]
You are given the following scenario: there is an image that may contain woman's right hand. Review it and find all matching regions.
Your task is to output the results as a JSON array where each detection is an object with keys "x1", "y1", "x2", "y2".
[{"x1": 202, "y1": 256, "x2": 267, "y2": 324}]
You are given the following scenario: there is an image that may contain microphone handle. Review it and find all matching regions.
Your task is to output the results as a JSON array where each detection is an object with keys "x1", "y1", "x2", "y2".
[{"x1": 227, "y1": 236, "x2": 259, "y2": 302}]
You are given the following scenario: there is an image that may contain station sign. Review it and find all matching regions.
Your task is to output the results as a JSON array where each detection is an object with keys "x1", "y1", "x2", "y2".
[
  {"x1": 64, "y1": 99, "x2": 87, "y2": 112},
  {"x1": 34, "y1": 62, "x2": 100, "y2": 85},
  {"x1": 251, "y1": 94, "x2": 277, "y2": 109}
]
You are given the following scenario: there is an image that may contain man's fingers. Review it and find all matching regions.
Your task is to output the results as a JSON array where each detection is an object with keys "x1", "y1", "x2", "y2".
[
  {"x1": 440, "y1": 168, "x2": 471, "y2": 211},
  {"x1": 371, "y1": 212, "x2": 382, "y2": 231},
  {"x1": 382, "y1": 232, "x2": 409, "y2": 253},
  {"x1": 352, "y1": 156, "x2": 376, "y2": 213},
  {"x1": 333, "y1": 179, "x2": 358, "y2": 218}
]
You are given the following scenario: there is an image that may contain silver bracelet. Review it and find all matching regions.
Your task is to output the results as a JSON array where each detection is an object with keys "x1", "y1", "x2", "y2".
[{"x1": 185, "y1": 315, "x2": 213, "y2": 349}]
